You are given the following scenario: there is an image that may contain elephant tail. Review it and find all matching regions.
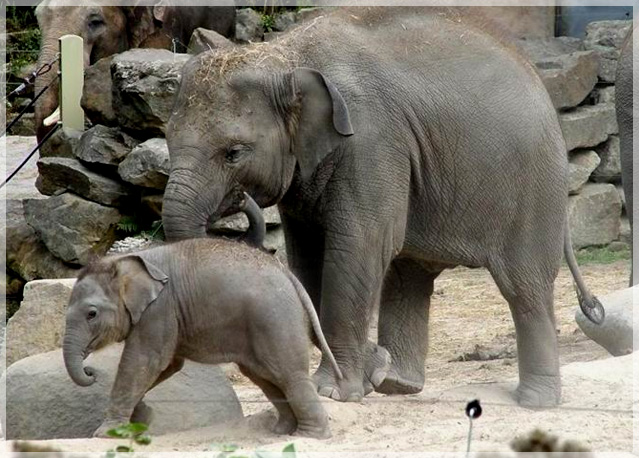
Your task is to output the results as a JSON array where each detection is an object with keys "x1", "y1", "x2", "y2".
[
  {"x1": 286, "y1": 271, "x2": 344, "y2": 380},
  {"x1": 564, "y1": 222, "x2": 605, "y2": 324}
]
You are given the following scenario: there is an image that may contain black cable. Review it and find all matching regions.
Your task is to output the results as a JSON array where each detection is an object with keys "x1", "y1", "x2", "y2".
[
  {"x1": 0, "y1": 123, "x2": 61, "y2": 189},
  {"x1": 2, "y1": 82, "x2": 55, "y2": 138}
]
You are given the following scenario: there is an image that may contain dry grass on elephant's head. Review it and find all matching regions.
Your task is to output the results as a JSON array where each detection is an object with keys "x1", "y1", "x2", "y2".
[{"x1": 195, "y1": 42, "x2": 299, "y2": 86}]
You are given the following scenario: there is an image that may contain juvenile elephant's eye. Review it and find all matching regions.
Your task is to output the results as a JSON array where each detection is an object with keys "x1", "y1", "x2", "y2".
[
  {"x1": 225, "y1": 144, "x2": 252, "y2": 164},
  {"x1": 87, "y1": 309, "x2": 97, "y2": 321}
]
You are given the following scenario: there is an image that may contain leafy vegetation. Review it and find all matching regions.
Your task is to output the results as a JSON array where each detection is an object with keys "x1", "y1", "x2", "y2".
[
  {"x1": 209, "y1": 442, "x2": 297, "y2": 458},
  {"x1": 575, "y1": 244, "x2": 630, "y2": 265},
  {"x1": 6, "y1": 5, "x2": 40, "y2": 109},
  {"x1": 105, "y1": 422, "x2": 152, "y2": 456}
]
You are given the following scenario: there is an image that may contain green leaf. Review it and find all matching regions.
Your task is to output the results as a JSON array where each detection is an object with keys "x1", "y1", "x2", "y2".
[
  {"x1": 126, "y1": 422, "x2": 149, "y2": 435},
  {"x1": 105, "y1": 450, "x2": 116, "y2": 458},
  {"x1": 106, "y1": 427, "x2": 127, "y2": 438},
  {"x1": 282, "y1": 443, "x2": 297, "y2": 457},
  {"x1": 115, "y1": 445, "x2": 132, "y2": 453},
  {"x1": 221, "y1": 444, "x2": 239, "y2": 452},
  {"x1": 134, "y1": 434, "x2": 152, "y2": 446}
]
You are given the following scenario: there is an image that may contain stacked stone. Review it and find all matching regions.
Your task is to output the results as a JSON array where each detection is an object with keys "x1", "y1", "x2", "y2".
[{"x1": 517, "y1": 19, "x2": 632, "y2": 250}]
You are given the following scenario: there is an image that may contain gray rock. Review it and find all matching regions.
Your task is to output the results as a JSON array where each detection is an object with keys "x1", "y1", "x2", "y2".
[
  {"x1": 592, "y1": 85, "x2": 616, "y2": 104},
  {"x1": 112, "y1": 49, "x2": 191, "y2": 137},
  {"x1": 118, "y1": 138, "x2": 170, "y2": 189},
  {"x1": 568, "y1": 183, "x2": 622, "y2": 249},
  {"x1": 81, "y1": 56, "x2": 117, "y2": 127},
  {"x1": 607, "y1": 240, "x2": 629, "y2": 252},
  {"x1": 295, "y1": 7, "x2": 327, "y2": 23},
  {"x1": 534, "y1": 51, "x2": 599, "y2": 110},
  {"x1": 210, "y1": 206, "x2": 282, "y2": 234},
  {"x1": 39, "y1": 128, "x2": 82, "y2": 159},
  {"x1": 591, "y1": 135, "x2": 621, "y2": 183},
  {"x1": 576, "y1": 285, "x2": 638, "y2": 356},
  {"x1": 568, "y1": 149, "x2": 600, "y2": 194},
  {"x1": 0, "y1": 345, "x2": 243, "y2": 439},
  {"x1": 76, "y1": 125, "x2": 139, "y2": 169},
  {"x1": 24, "y1": 193, "x2": 121, "y2": 266},
  {"x1": 516, "y1": 36, "x2": 584, "y2": 61},
  {"x1": 6, "y1": 279, "x2": 76, "y2": 366},
  {"x1": 235, "y1": 8, "x2": 264, "y2": 42},
  {"x1": 274, "y1": 11, "x2": 297, "y2": 31},
  {"x1": 36, "y1": 157, "x2": 131, "y2": 207},
  {"x1": 3, "y1": 199, "x2": 78, "y2": 282},
  {"x1": 584, "y1": 20, "x2": 633, "y2": 82},
  {"x1": 559, "y1": 103, "x2": 618, "y2": 151},
  {"x1": 188, "y1": 27, "x2": 237, "y2": 55},
  {"x1": 264, "y1": 31, "x2": 285, "y2": 42},
  {"x1": 616, "y1": 184, "x2": 626, "y2": 211}
]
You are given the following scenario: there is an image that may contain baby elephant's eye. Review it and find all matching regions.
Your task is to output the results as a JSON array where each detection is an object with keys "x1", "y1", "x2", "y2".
[
  {"x1": 87, "y1": 309, "x2": 98, "y2": 321},
  {"x1": 225, "y1": 144, "x2": 252, "y2": 164}
]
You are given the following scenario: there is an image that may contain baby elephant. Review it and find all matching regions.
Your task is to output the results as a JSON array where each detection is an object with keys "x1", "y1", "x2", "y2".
[{"x1": 63, "y1": 223, "x2": 342, "y2": 439}]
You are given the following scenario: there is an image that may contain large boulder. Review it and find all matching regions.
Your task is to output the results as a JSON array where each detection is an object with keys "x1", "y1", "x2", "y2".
[
  {"x1": 23, "y1": 193, "x2": 122, "y2": 266},
  {"x1": 568, "y1": 183, "x2": 622, "y2": 249},
  {"x1": 584, "y1": 20, "x2": 633, "y2": 82},
  {"x1": 1, "y1": 345, "x2": 243, "y2": 439},
  {"x1": 75, "y1": 125, "x2": 139, "y2": 170},
  {"x1": 112, "y1": 49, "x2": 190, "y2": 138},
  {"x1": 3, "y1": 199, "x2": 78, "y2": 282},
  {"x1": 5, "y1": 279, "x2": 76, "y2": 366},
  {"x1": 591, "y1": 135, "x2": 621, "y2": 183},
  {"x1": 81, "y1": 56, "x2": 117, "y2": 127},
  {"x1": 559, "y1": 103, "x2": 618, "y2": 151},
  {"x1": 39, "y1": 128, "x2": 82, "y2": 159},
  {"x1": 188, "y1": 27, "x2": 237, "y2": 55},
  {"x1": 576, "y1": 285, "x2": 637, "y2": 356},
  {"x1": 36, "y1": 157, "x2": 131, "y2": 207},
  {"x1": 534, "y1": 51, "x2": 599, "y2": 110},
  {"x1": 118, "y1": 138, "x2": 170, "y2": 190},
  {"x1": 235, "y1": 8, "x2": 264, "y2": 42},
  {"x1": 568, "y1": 149, "x2": 600, "y2": 194}
]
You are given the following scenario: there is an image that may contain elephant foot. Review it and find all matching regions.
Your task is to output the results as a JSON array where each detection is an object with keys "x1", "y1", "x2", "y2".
[
  {"x1": 515, "y1": 374, "x2": 561, "y2": 408},
  {"x1": 313, "y1": 342, "x2": 391, "y2": 402},
  {"x1": 131, "y1": 400, "x2": 154, "y2": 426},
  {"x1": 273, "y1": 416, "x2": 297, "y2": 435},
  {"x1": 375, "y1": 365, "x2": 424, "y2": 395}
]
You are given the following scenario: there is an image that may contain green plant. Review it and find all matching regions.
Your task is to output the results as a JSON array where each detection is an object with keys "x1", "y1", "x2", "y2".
[
  {"x1": 105, "y1": 422, "x2": 152, "y2": 457},
  {"x1": 209, "y1": 442, "x2": 297, "y2": 458},
  {"x1": 116, "y1": 215, "x2": 140, "y2": 235},
  {"x1": 261, "y1": 13, "x2": 276, "y2": 32},
  {"x1": 574, "y1": 245, "x2": 630, "y2": 265}
]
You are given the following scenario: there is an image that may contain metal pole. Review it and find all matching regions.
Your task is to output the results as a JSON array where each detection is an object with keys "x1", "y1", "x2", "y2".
[{"x1": 59, "y1": 34, "x2": 84, "y2": 132}]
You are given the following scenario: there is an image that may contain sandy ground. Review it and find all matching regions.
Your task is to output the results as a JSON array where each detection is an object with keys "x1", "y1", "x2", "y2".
[
  {"x1": 13, "y1": 259, "x2": 634, "y2": 456},
  {"x1": 3, "y1": 136, "x2": 43, "y2": 201}
]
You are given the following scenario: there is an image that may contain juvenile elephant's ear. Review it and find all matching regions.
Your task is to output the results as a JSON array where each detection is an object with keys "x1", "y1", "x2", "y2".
[
  {"x1": 115, "y1": 255, "x2": 168, "y2": 325},
  {"x1": 284, "y1": 68, "x2": 354, "y2": 180}
]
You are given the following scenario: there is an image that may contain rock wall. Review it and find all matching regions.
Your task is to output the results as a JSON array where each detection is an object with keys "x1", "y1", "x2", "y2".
[{"x1": 5, "y1": 12, "x2": 632, "y2": 310}]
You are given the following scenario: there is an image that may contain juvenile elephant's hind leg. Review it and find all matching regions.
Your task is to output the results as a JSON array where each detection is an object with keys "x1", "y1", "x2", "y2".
[
  {"x1": 283, "y1": 375, "x2": 331, "y2": 439},
  {"x1": 239, "y1": 366, "x2": 297, "y2": 435},
  {"x1": 490, "y1": 265, "x2": 561, "y2": 408},
  {"x1": 376, "y1": 259, "x2": 436, "y2": 395}
]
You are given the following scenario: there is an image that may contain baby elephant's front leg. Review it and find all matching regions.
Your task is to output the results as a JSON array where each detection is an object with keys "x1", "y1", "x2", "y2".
[{"x1": 93, "y1": 341, "x2": 175, "y2": 438}]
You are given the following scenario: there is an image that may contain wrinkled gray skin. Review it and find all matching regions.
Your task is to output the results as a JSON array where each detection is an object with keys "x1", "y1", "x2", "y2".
[
  {"x1": 63, "y1": 235, "x2": 342, "y2": 439},
  {"x1": 162, "y1": 7, "x2": 602, "y2": 408},
  {"x1": 34, "y1": 0, "x2": 235, "y2": 141},
  {"x1": 616, "y1": 28, "x2": 636, "y2": 286}
]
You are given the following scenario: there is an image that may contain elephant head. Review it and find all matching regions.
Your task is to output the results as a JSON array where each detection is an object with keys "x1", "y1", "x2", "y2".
[
  {"x1": 162, "y1": 51, "x2": 354, "y2": 241},
  {"x1": 34, "y1": 0, "x2": 167, "y2": 141},
  {"x1": 63, "y1": 254, "x2": 168, "y2": 386}
]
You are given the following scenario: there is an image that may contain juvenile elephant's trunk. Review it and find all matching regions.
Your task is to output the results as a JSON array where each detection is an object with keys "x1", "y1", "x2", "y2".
[{"x1": 63, "y1": 329, "x2": 96, "y2": 387}]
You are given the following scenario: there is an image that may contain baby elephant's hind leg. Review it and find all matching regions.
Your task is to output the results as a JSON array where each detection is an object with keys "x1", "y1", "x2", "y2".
[
  {"x1": 239, "y1": 365, "x2": 297, "y2": 435},
  {"x1": 283, "y1": 375, "x2": 331, "y2": 439}
]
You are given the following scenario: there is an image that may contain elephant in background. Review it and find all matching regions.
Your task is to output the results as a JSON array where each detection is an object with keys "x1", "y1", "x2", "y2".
[
  {"x1": 161, "y1": 7, "x2": 604, "y2": 408},
  {"x1": 34, "y1": 0, "x2": 236, "y2": 141},
  {"x1": 616, "y1": 28, "x2": 635, "y2": 285}
]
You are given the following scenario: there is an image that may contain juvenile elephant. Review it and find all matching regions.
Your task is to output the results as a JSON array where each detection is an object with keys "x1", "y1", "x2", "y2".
[
  {"x1": 63, "y1": 194, "x2": 342, "y2": 439},
  {"x1": 616, "y1": 28, "x2": 635, "y2": 285},
  {"x1": 34, "y1": 0, "x2": 236, "y2": 141},
  {"x1": 161, "y1": 7, "x2": 603, "y2": 408}
]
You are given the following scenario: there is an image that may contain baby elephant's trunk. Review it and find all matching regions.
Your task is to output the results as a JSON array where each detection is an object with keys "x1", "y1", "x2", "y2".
[{"x1": 286, "y1": 271, "x2": 344, "y2": 380}]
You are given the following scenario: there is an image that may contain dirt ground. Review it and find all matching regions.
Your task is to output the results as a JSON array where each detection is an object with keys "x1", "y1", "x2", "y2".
[{"x1": 17, "y1": 259, "x2": 634, "y2": 456}]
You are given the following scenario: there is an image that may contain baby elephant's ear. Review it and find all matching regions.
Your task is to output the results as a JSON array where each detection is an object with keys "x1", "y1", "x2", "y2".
[{"x1": 115, "y1": 255, "x2": 168, "y2": 325}]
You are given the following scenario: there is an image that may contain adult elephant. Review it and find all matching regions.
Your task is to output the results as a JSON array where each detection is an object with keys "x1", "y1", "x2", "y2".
[
  {"x1": 34, "y1": 0, "x2": 236, "y2": 141},
  {"x1": 616, "y1": 28, "x2": 636, "y2": 285},
  {"x1": 162, "y1": 7, "x2": 603, "y2": 408}
]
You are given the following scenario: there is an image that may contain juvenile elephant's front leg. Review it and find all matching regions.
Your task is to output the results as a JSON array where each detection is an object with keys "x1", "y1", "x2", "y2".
[
  {"x1": 313, "y1": 231, "x2": 393, "y2": 402},
  {"x1": 94, "y1": 328, "x2": 177, "y2": 437}
]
